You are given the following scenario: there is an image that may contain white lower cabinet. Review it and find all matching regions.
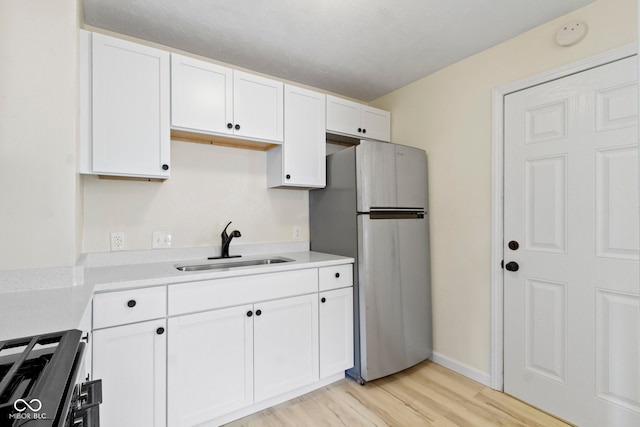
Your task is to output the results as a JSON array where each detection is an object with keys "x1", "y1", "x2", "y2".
[
  {"x1": 254, "y1": 294, "x2": 319, "y2": 401},
  {"x1": 319, "y1": 287, "x2": 354, "y2": 378},
  {"x1": 92, "y1": 263, "x2": 353, "y2": 427},
  {"x1": 168, "y1": 304, "x2": 253, "y2": 427},
  {"x1": 168, "y1": 294, "x2": 319, "y2": 426},
  {"x1": 92, "y1": 319, "x2": 167, "y2": 427}
]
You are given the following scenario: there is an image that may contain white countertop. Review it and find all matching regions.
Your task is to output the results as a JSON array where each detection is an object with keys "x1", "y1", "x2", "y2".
[
  {"x1": 0, "y1": 284, "x2": 94, "y2": 342},
  {"x1": 0, "y1": 247, "x2": 353, "y2": 341},
  {"x1": 87, "y1": 250, "x2": 353, "y2": 292}
]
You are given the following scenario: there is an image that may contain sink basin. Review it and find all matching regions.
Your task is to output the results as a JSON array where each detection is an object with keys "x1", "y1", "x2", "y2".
[{"x1": 175, "y1": 257, "x2": 294, "y2": 272}]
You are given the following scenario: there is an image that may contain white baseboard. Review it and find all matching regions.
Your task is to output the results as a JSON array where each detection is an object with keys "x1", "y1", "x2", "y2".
[{"x1": 430, "y1": 352, "x2": 491, "y2": 387}]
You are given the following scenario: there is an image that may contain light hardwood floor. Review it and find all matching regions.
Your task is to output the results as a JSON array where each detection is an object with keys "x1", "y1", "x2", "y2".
[{"x1": 225, "y1": 360, "x2": 572, "y2": 426}]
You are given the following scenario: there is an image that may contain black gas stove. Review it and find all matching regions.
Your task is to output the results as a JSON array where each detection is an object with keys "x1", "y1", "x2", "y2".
[{"x1": 0, "y1": 330, "x2": 101, "y2": 427}]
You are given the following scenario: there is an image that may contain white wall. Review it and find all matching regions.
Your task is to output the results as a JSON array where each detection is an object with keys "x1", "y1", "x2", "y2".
[
  {"x1": 82, "y1": 141, "x2": 309, "y2": 253},
  {"x1": 0, "y1": 0, "x2": 80, "y2": 270},
  {"x1": 372, "y1": 0, "x2": 637, "y2": 375}
]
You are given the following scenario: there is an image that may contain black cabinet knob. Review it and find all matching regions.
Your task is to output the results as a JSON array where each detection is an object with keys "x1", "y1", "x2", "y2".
[
  {"x1": 255, "y1": 309, "x2": 262, "y2": 316},
  {"x1": 127, "y1": 300, "x2": 136, "y2": 308},
  {"x1": 505, "y1": 261, "x2": 520, "y2": 272},
  {"x1": 335, "y1": 272, "x2": 340, "y2": 278},
  {"x1": 357, "y1": 128, "x2": 362, "y2": 133},
  {"x1": 235, "y1": 124, "x2": 241, "y2": 130},
  {"x1": 362, "y1": 129, "x2": 367, "y2": 134},
  {"x1": 246, "y1": 311, "x2": 253, "y2": 317},
  {"x1": 227, "y1": 123, "x2": 233, "y2": 129},
  {"x1": 321, "y1": 297, "x2": 326, "y2": 303},
  {"x1": 286, "y1": 174, "x2": 291, "y2": 180},
  {"x1": 508, "y1": 240, "x2": 519, "y2": 250},
  {"x1": 156, "y1": 327, "x2": 165, "y2": 335},
  {"x1": 162, "y1": 164, "x2": 169, "y2": 171}
]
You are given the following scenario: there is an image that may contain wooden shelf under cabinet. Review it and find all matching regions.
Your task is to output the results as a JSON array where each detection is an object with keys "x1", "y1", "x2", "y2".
[{"x1": 171, "y1": 129, "x2": 279, "y2": 151}]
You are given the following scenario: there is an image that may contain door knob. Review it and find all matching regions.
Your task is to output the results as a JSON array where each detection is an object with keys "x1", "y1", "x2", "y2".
[{"x1": 505, "y1": 261, "x2": 519, "y2": 272}]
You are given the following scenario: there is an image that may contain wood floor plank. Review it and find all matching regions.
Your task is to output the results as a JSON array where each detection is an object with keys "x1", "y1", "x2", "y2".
[{"x1": 225, "y1": 360, "x2": 573, "y2": 426}]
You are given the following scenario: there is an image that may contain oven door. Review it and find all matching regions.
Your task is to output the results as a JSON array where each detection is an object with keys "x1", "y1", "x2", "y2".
[{"x1": 64, "y1": 342, "x2": 102, "y2": 427}]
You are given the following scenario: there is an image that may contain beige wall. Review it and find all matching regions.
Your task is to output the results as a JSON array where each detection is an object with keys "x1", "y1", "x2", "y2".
[
  {"x1": 0, "y1": 0, "x2": 80, "y2": 270},
  {"x1": 372, "y1": 0, "x2": 637, "y2": 374}
]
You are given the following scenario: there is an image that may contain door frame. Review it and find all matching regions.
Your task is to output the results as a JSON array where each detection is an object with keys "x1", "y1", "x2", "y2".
[{"x1": 489, "y1": 43, "x2": 638, "y2": 390}]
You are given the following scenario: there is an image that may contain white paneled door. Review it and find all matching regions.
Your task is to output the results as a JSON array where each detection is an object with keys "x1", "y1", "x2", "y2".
[{"x1": 504, "y1": 56, "x2": 640, "y2": 427}]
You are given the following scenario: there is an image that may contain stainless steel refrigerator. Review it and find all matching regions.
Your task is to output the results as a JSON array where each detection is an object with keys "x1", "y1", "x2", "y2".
[{"x1": 310, "y1": 139, "x2": 432, "y2": 383}]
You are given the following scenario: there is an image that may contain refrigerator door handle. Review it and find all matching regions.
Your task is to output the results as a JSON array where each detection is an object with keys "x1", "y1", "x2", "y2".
[{"x1": 368, "y1": 211, "x2": 425, "y2": 220}]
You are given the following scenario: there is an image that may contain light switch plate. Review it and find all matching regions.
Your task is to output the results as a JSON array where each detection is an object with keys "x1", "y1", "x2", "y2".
[{"x1": 153, "y1": 231, "x2": 172, "y2": 248}]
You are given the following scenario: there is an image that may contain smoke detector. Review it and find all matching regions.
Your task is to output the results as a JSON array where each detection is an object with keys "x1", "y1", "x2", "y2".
[{"x1": 555, "y1": 21, "x2": 587, "y2": 47}]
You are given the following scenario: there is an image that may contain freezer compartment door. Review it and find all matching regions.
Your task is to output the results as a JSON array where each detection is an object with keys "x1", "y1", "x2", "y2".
[
  {"x1": 357, "y1": 213, "x2": 432, "y2": 381},
  {"x1": 356, "y1": 140, "x2": 428, "y2": 211}
]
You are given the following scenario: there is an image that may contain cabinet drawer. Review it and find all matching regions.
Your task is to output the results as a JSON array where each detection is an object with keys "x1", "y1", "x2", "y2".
[
  {"x1": 93, "y1": 286, "x2": 166, "y2": 329},
  {"x1": 318, "y1": 264, "x2": 353, "y2": 292},
  {"x1": 169, "y1": 269, "x2": 318, "y2": 316}
]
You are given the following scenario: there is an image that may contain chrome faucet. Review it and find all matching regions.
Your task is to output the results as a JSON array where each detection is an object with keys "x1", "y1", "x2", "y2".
[{"x1": 220, "y1": 221, "x2": 241, "y2": 258}]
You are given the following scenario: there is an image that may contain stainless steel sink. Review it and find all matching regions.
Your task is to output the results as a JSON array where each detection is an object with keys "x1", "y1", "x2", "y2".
[{"x1": 175, "y1": 257, "x2": 294, "y2": 272}]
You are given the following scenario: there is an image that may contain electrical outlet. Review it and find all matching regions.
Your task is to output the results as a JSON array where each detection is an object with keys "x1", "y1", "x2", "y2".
[
  {"x1": 293, "y1": 226, "x2": 302, "y2": 241},
  {"x1": 152, "y1": 231, "x2": 172, "y2": 248},
  {"x1": 110, "y1": 231, "x2": 125, "y2": 251}
]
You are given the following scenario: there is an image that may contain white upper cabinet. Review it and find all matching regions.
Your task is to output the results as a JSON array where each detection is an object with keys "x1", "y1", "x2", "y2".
[
  {"x1": 171, "y1": 54, "x2": 283, "y2": 143},
  {"x1": 233, "y1": 71, "x2": 284, "y2": 142},
  {"x1": 170, "y1": 54, "x2": 233, "y2": 135},
  {"x1": 81, "y1": 31, "x2": 171, "y2": 179},
  {"x1": 267, "y1": 85, "x2": 326, "y2": 188},
  {"x1": 326, "y1": 94, "x2": 391, "y2": 142}
]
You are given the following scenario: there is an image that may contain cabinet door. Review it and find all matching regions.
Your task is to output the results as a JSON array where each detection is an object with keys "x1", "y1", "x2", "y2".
[
  {"x1": 168, "y1": 305, "x2": 253, "y2": 427},
  {"x1": 361, "y1": 105, "x2": 391, "y2": 142},
  {"x1": 93, "y1": 320, "x2": 166, "y2": 427},
  {"x1": 171, "y1": 54, "x2": 233, "y2": 135},
  {"x1": 91, "y1": 33, "x2": 170, "y2": 178},
  {"x1": 254, "y1": 294, "x2": 319, "y2": 401},
  {"x1": 326, "y1": 95, "x2": 361, "y2": 136},
  {"x1": 233, "y1": 71, "x2": 283, "y2": 142},
  {"x1": 267, "y1": 85, "x2": 325, "y2": 188},
  {"x1": 319, "y1": 287, "x2": 354, "y2": 378}
]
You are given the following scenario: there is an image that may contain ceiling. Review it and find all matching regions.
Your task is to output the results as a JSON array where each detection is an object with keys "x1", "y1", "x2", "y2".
[{"x1": 82, "y1": 0, "x2": 595, "y2": 102}]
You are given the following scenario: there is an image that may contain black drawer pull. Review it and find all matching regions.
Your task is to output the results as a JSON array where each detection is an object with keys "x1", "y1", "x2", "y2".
[
  {"x1": 321, "y1": 297, "x2": 326, "y2": 303},
  {"x1": 335, "y1": 272, "x2": 340, "y2": 278},
  {"x1": 127, "y1": 300, "x2": 136, "y2": 308},
  {"x1": 156, "y1": 327, "x2": 165, "y2": 335}
]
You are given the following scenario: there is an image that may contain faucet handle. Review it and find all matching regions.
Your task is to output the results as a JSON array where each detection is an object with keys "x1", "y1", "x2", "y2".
[{"x1": 222, "y1": 221, "x2": 232, "y2": 239}]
